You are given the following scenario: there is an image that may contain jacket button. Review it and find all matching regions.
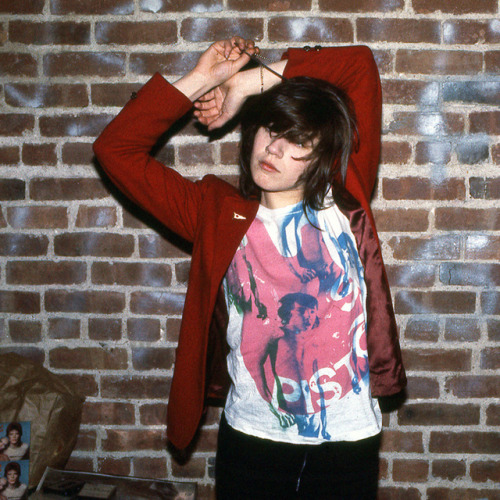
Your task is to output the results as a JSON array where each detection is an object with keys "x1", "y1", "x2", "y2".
[
  {"x1": 303, "y1": 45, "x2": 311, "y2": 51},
  {"x1": 130, "y1": 91, "x2": 138, "y2": 99},
  {"x1": 314, "y1": 45, "x2": 322, "y2": 51}
]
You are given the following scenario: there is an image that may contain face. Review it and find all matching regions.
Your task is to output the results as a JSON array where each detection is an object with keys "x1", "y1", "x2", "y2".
[
  {"x1": 250, "y1": 127, "x2": 315, "y2": 209},
  {"x1": 8, "y1": 429, "x2": 20, "y2": 446},
  {"x1": 6, "y1": 469, "x2": 18, "y2": 485},
  {"x1": 287, "y1": 302, "x2": 318, "y2": 334}
]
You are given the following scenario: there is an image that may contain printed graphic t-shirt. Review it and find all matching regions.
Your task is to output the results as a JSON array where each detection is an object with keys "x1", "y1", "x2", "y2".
[{"x1": 223, "y1": 198, "x2": 382, "y2": 444}]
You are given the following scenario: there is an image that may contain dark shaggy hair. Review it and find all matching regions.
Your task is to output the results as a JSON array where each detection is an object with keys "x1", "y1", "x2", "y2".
[
  {"x1": 6, "y1": 422, "x2": 22, "y2": 438},
  {"x1": 239, "y1": 76, "x2": 357, "y2": 212}
]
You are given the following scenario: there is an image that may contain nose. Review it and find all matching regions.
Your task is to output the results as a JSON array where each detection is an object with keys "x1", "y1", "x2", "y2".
[{"x1": 265, "y1": 136, "x2": 284, "y2": 158}]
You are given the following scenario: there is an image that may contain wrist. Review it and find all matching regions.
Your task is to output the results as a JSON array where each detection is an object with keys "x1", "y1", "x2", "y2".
[{"x1": 173, "y1": 69, "x2": 215, "y2": 102}]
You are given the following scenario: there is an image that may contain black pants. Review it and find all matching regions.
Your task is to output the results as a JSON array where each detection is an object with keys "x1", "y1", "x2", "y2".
[{"x1": 216, "y1": 414, "x2": 380, "y2": 500}]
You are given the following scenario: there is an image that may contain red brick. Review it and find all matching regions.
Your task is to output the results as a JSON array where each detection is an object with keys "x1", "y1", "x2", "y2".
[
  {"x1": 127, "y1": 318, "x2": 161, "y2": 342},
  {"x1": 402, "y1": 348, "x2": 472, "y2": 371},
  {"x1": 175, "y1": 261, "x2": 191, "y2": 285},
  {"x1": 396, "y1": 50, "x2": 483, "y2": 75},
  {"x1": 22, "y1": 144, "x2": 58, "y2": 166},
  {"x1": 387, "y1": 111, "x2": 464, "y2": 136},
  {"x1": 470, "y1": 111, "x2": 500, "y2": 135},
  {"x1": 91, "y1": 83, "x2": 141, "y2": 107},
  {"x1": 96, "y1": 21, "x2": 176, "y2": 45},
  {"x1": 30, "y1": 178, "x2": 109, "y2": 200},
  {"x1": 40, "y1": 114, "x2": 113, "y2": 138},
  {"x1": 482, "y1": 292, "x2": 500, "y2": 315},
  {"x1": 50, "y1": 0, "x2": 134, "y2": 15},
  {"x1": 48, "y1": 317, "x2": 80, "y2": 339},
  {"x1": 445, "y1": 376, "x2": 499, "y2": 398},
  {"x1": 9, "y1": 320, "x2": 42, "y2": 343},
  {"x1": 440, "y1": 263, "x2": 500, "y2": 286},
  {"x1": 406, "y1": 376, "x2": 440, "y2": 399},
  {"x1": 380, "y1": 430, "x2": 424, "y2": 453},
  {"x1": 62, "y1": 142, "x2": 94, "y2": 165},
  {"x1": 138, "y1": 233, "x2": 191, "y2": 258},
  {"x1": 382, "y1": 80, "x2": 438, "y2": 106},
  {"x1": 486, "y1": 404, "x2": 500, "y2": 425},
  {"x1": 6, "y1": 84, "x2": 88, "y2": 109},
  {"x1": 456, "y1": 140, "x2": 489, "y2": 165},
  {"x1": 0, "y1": 146, "x2": 19, "y2": 165},
  {"x1": 436, "y1": 208, "x2": 499, "y2": 231},
  {"x1": 0, "y1": 0, "x2": 44, "y2": 13},
  {"x1": 171, "y1": 456, "x2": 206, "y2": 479},
  {"x1": 228, "y1": 0, "x2": 309, "y2": 9},
  {"x1": 139, "y1": 403, "x2": 167, "y2": 425},
  {"x1": 58, "y1": 373, "x2": 98, "y2": 397},
  {"x1": 178, "y1": 144, "x2": 215, "y2": 166},
  {"x1": 0, "y1": 179, "x2": 25, "y2": 200},
  {"x1": 373, "y1": 209, "x2": 429, "y2": 232},
  {"x1": 0, "y1": 347, "x2": 45, "y2": 365},
  {"x1": 389, "y1": 235, "x2": 461, "y2": 262},
  {"x1": 130, "y1": 52, "x2": 202, "y2": 76},
  {"x1": 180, "y1": 18, "x2": 263, "y2": 42},
  {"x1": 480, "y1": 348, "x2": 500, "y2": 370},
  {"x1": 132, "y1": 457, "x2": 167, "y2": 479},
  {"x1": 444, "y1": 318, "x2": 480, "y2": 342},
  {"x1": 7, "y1": 206, "x2": 68, "y2": 229},
  {"x1": 220, "y1": 142, "x2": 239, "y2": 165},
  {"x1": 0, "y1": 53, "x2": 37, "y2": 77},
  {"x1": 432, "y1": 460, "x2": 466, "y2": 481},
  {"x1": 405, "y1": 319, "x2": 439, "y2": 342},
  {"x1": 358, "y1": 18, "x2": 440, "y2": 43},
  {"x1": 383, "y1": 177, "x2": 465, "y2": 201},
  {"x1": 268, "y1": 18, "x2": 353, "y2": 43},
  {"x1": 415, "y1": 141, "x2": 452, "y2": 165},
  {"x1": 9, "y1": 21, "x2": 90, "y2": 45},
  {"x1": 0, "y1": 114, "x2": 34, "y2": 136},
  {"x1": 104, "y1": 376, "x2": 172, "y2": 401},
  {"x1": 97, "y1": 458, "x2": 130, "y2": 477},
  {"x1": 50, "y1": 347, "x2": 128, "y2": 370},
  {"x1": 73, "y1": 430, "x2": 97, "y2": 451},
  {"x1": 130, "y1": 291, "x2": 185, "y2": 315},
  {"x1": 44, "y1": 53, "x2": 126, "y2": 77},
  {"x1": 0, "y1": 291, "x2": 40, "y2": 314},
  {"x1": 76, "y1": 206, "x2": 117, "y2": 228},
  {"x1": 377, "y1": 486, "x2": 422, "y2": 500},
  {"x1": 465, "y1": 234, "x2": 500, "y2": 260},
  {"x1": 470, "y1": 177, "x2": 500, "y2": 200},
  {"x1": 92, "y1": 261, "x2": 172, "y2": 287},
  {"x1": 319, "y1": 0, "x2": 404, "y2": 11},
  {"x1": 487, "y1": 319, "x2": 499, "y2": 341},
  {"x1": 54, "y1": 233, "x2": 134, "y2": 257},
  {"x1": 470, "y1": 460, "x2": 500, "y2": 483},
  {"x1": 88, "y1": 317, "x2": 122, "y2": 341},
  {"x1": 45, "y1": 290, "x2": 125, "y2": 314},
  {"x1": 398, "y1": 403, "x2": 479, "y2": 426},
  {"x1": 141, "y1": 0, "x2": 223, "y2": 11},
  {"x1": 65, "y1": 457, "x2": 93, "y2": 472},
  {"x1": 395, "y1": 291, "x2": 476, "y2": 314},
  {"x1": 429, "y1": 431, "x2": 500, "y2": 454},
  {"x1": 392, "y1": 459, "x2": 429, "y2": 482},
  {"x1": 7, "y1": 261, "x2": 85, "y2": 285},
  {"x1": 0, "y1": 234, "x2": 49, "y2": 256},
  {"x1": 131, "y1": 347, "x2": 175, "y2": 370},
  {"x1": 82, "y1": 402, "x2": 135, "y2": 425},
  {"x1": 443, "y1": 81, "x2": 500, "y2": 105},
  {"x1": 166, "y1": 318, "x2": 181, "y2": 342},
  {"x1": 386, "y1": 264, "x2": 436, "y2": 288},
  {"x1": 413, "y1": 0, "x2": 497, "y2": 14},
  {"x1": 485, "y1": 51, "x2": 500, "y2": 73}
]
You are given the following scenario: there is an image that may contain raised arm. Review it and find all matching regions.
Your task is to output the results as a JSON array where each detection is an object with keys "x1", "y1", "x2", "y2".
[{"x1": 93, "y1": 37, "x2": 257, "y2": 241}]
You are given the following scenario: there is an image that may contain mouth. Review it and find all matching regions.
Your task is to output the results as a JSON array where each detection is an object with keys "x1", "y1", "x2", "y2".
[{"x1": 259, "y1": 160, "x2": 279, "y2": 173}]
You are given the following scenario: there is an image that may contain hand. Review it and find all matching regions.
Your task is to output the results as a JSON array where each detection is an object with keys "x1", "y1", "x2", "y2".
[
  {"x1": 174, "y1": 36, "x2": 257, "y2": 102},
  {"x1": 193, "y1": 73, "x2": 247, "y2": 130},
  {"x1": 193, "y1": 36, "x2": 257, "y2": 90}
]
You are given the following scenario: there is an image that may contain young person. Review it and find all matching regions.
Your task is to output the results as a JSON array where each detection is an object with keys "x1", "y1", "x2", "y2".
[{"x1": 94, "y1": 36, "x2": 406, "y2": 499}]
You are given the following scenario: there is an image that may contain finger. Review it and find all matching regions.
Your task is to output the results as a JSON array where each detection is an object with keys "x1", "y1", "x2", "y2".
[{"x1": 193, "y1": 99, "x2": 216, "y2": 110}]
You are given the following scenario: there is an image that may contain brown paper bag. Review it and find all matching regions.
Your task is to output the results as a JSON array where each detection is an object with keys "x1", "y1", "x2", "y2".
[{"x1": 0, "y1": 352, "x2": 84, "y2": 488}]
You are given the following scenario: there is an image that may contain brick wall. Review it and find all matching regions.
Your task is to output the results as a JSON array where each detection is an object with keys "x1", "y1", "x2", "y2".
[{"x1": 0, "y1": 1, "x2": 498, "y2": 498}]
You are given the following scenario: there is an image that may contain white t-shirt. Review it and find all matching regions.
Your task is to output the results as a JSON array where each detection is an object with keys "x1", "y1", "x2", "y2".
[{"x1": 223, "y1": 198, "x2": 381, "y2": 444}]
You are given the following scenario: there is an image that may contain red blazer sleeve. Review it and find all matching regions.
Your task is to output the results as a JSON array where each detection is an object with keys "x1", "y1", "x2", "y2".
[
  {"x1": 282, "y1": 46, "x2": 382, "y2": 203},
  {"x1": 93, "y1": 73, "x2": 201, "y2": 243}
]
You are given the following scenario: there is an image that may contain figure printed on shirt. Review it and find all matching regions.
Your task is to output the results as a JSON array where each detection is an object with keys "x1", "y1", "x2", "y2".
[{"x1": 225, "y1": 206, "x2": 369, "y2": 436}]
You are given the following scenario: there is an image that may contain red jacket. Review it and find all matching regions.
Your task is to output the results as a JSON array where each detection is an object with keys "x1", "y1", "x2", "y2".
[{"x1": 93, "y1": 46, "x2": 406, "y2": 450}]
